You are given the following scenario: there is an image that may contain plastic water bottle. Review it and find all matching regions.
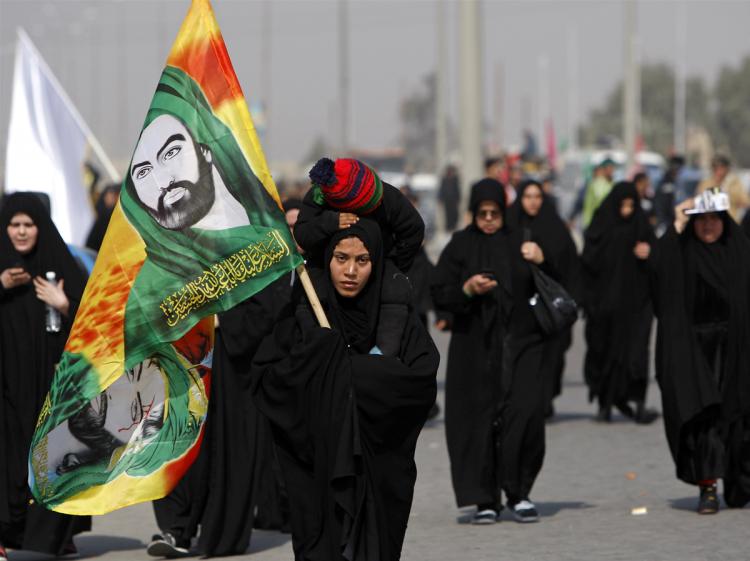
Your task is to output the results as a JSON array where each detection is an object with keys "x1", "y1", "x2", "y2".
[{"x1": 45, "y1": 271, "x2": 61, "y2": 333}]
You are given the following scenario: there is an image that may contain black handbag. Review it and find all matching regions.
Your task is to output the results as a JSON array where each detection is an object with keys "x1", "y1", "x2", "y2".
[
  {"x1": 523, "y1": 229, "x2": 578, "y2": 335},
  {"x1": 528, "y1": 265, "x2": 578, "y2": 335}
]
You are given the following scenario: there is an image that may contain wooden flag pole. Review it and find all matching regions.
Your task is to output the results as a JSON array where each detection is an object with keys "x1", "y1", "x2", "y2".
[{"x1": 296, "y1": 263, "x2": 330, "y2": 328}]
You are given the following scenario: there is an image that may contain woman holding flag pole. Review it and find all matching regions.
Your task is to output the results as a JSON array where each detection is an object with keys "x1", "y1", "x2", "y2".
[{"x1": 251, "y1": 219, "x2": 438, "y2": 561}]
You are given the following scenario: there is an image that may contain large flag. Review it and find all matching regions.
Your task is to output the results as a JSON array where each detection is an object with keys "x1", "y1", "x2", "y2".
[
  {"x1": 5, "y1": 29, "x2": 118, "y2": 246},
  {"x1": 29, "y1": 0, "x2": 302, "y2": 515}
]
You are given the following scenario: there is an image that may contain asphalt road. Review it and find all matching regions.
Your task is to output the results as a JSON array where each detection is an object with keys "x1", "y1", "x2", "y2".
[{"x1": 10, "y1": 322, "x2": 748, "y2": 561}]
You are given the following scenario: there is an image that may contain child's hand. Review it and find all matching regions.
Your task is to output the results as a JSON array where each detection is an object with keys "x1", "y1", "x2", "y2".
[{"x1": 339, "y1": 213, "x2": 359, "y2": 229}]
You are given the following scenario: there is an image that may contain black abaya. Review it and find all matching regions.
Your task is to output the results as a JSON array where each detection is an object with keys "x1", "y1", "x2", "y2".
[
  {"x1": 152, "y1": 275, "x2": 294, "y2": 555},
  {"x1": 251, "y1": 221, "x2": 438, "y2": 561},
  {"x1": 502, "y1": 228, "x2": 559, "y2": 505},
  {"x1": 582, "y1": 182, "x2": 655, "y2": 413},
  {"x1": 0, "y1": 193, "x2": 91, "y2": 554},
  {"x1": 506, "y1": 180, "x2": 581, "y2": 414},
  {"x1": 651, "y1": 215, "x2": 750, "y2": 506},
  {"x1": 433, "y1": 178, "x2": 558, "y2": 509},
  {"x1": 431, "y1": 180, "x2": 511, "y2": 508}
]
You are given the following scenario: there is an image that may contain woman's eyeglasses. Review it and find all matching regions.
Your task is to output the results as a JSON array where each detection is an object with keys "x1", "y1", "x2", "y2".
[{"x1": 477, "y1": 210, "x2": 501, "y2": 219}]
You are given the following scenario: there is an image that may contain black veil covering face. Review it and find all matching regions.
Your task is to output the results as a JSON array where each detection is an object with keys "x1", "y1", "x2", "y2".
[
  {"x1": 652, "y1": 212, "x2": 750, "y2": 505},
  {"x1": 0, "y1": 192, "x2": 90, "y2": 554},
  {"x1": 581, "y1": 182, "x2": 655, "y2": 413},
  {"x1": 251, "y1": 218, "x2": 438, "y2": 560}
]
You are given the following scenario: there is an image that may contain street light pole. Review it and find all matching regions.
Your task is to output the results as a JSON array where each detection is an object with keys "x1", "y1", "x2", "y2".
[
  {"x1": 339, "y1": 0, "x2": 350, "y2": 154},
  {"x1": 623, "y1": 0, "x2": 638, "y2": 170},
  {"x1": 435, "y1": 0, "x2": 448, "y2": 174},
  {"x1": 674, "y1": 0, "x2": 687, "y2": 154},
  {"x1": 458, "y1": 0, "x2": 483, "y2": 208}
]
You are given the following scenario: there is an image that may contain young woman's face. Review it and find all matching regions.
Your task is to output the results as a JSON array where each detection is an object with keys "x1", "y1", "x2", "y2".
[
  {"x1": 475, "y1": 201, "x2": 503, "y2": 234},
  {"x1": 7, "y1": 212, "x2": 38, "y2": 255},
  {"x1": 693, "y1": 213, "x2": 724, "y2": 244},
  {"x1": 330, "y1": 236, "x2": 372, "y2": 298},
  {"x1": 521, "y1": 185, "x2": 544, "y2": 217},
  {"x1": 619, "y1": 198, "x2": 635, "y2": 219}
]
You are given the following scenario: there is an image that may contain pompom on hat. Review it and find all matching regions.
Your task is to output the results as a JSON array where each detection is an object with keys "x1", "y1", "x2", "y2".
[{"x1": 309, "y1": 157, "x2": 384, "y2": 215}]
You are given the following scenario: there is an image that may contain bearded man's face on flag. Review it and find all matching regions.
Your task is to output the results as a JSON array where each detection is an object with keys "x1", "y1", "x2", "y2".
[{"x1": 130, "y1": 114, "x2": 216, "y2": 230}]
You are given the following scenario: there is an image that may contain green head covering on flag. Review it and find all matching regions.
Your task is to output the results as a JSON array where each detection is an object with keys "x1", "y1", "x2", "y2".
[{"x1": 121, "y1": 66, "x2": 300, "y2": 367}]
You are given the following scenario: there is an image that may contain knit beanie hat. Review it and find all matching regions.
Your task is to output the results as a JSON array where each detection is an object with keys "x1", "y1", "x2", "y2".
[{"x1": 309, "y1": 157, "x2": 384, "y2": 215}]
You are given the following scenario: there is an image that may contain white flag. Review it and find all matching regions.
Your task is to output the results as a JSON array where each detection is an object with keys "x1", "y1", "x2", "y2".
[{"x1": 5, "y1": 29, "x2": 116, "y2": 246}]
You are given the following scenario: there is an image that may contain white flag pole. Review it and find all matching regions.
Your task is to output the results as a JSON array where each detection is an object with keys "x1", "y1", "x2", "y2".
[{"x1": 16, "y1": 28, "x2": 120, "y2": 183}]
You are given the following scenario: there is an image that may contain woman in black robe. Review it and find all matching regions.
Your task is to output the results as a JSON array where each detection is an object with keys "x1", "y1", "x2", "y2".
[
  {"x1": 0, "y1": 193, "x2": 90, "y2": 557},
  {"x1": 432, "y1": 179, "x2": 556, "y2": 524},
  {"x1": 85, "y1": 183, "x2": 120, "y2": 253},
  {"x1": 582, "y1": 182, "x2": 656, "y2": 423},
  {"x1": 507, "y1": 180, "x2": 581, "y2": 418},
  {"x1": 251, "y1": 220, "x2": 438, "y2": 561},
  {"x1": 651, "y1": 198, "x2": 750, "y2": 513},
  {"x1": 149, "y1": 284, "x2": 292, "y2": 557}
]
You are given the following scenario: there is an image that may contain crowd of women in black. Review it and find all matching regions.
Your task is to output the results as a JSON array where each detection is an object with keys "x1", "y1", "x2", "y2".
[{"x1": 0, "y1": 156, "x2": 748, "y2": 561}]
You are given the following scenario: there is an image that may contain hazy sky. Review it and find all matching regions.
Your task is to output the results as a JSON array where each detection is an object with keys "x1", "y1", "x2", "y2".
[{"x1": 1, "y1": 0, "x2": 749, "y2": 179}]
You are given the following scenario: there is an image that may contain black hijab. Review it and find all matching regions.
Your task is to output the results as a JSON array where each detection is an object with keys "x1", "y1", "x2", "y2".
[
  {"x1": 0, "y1": 192, "x2": 87, "y2": 330},
  {"x1": 0, "y1": 192, "x2": 85, "y2": 288},
  {"x1": 683, "y1": 213, "x2": 735, "y2": 310},
  {"x1": 652, "y1": 212, "x2": 750, "y2": 484},
  {"x1": 467, "y1": 178, "x2": 511, "y2": 283},
  {"x1": 582, "y1": 181, "x2": 653, "y2": 315},
  {"x1": 322, "y1": 219, "x2": 384, "y2": 354},
  {"x1": 507, "y1": 179, "x2": 578, "y2": 288},
  {"x1": 466, "y1": 178, "x2": 512, "y2": 328},
  {"x1": 85, "y1": 183, "x2": 121, "y2": 252}
]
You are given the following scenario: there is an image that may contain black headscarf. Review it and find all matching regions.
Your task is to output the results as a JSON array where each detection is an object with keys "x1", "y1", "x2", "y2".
[
  {"x1": 507, "y1": 180, "x2": 580, "y2": 296},
  {"x1": 463, "y1": 179, "x2": 512, "y2": 330},
  {"x1": 0, "y1": 192, "x2": 82, "y2": 282},
  {"x1": 322, "y1": 219, "x2": 384, "y2": 353},
  {"x1": 680, "y1": 212, "x2": 750, "y2": 416},
  {"x1": 469, "y1": 178, "x2": 507, "y2": 216},
  {"x1": 582, "y1": 181, "x2": 653, "y2": 315},
  {"x1": 652, "y1": 213, "x2": 750, "y2": 487},
  {"x1": 85, "y1": 183, "x2": 121, "y2": 252}
]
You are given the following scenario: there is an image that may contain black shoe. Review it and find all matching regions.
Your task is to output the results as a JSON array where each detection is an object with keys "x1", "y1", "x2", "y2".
[
  {"x1": 510, "y1": 500, "x2": 539, "y2": 523},
  {"x1": 595, "y1": 407, "x2": 611, "y2": 423},
  {"x1": 60, "y1": 541, "x2": 80, "y2": 559},
  {"x1": 471, "y1": 508, "x2": 499, "y2": 525},
  {"x1": 634, "y1": 401, "x2": 659, "y2": 424},
  {"x1": 614, "y1": 400, "x2": 635, "y2": 419},
  {"x1": 147, "y1": 533, "x2": 190, "y2": 558},
  {"x1": 698, "y1": 485, "x2": 719, "y2": 515}
]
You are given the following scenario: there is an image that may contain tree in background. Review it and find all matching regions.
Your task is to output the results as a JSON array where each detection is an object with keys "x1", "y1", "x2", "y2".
[
  {"x1": 579, "y1": 62, "x2": 712, "y2": 156},
  {"x1": 714, "y1": 56, "x2": 750, "y2": 167}
]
